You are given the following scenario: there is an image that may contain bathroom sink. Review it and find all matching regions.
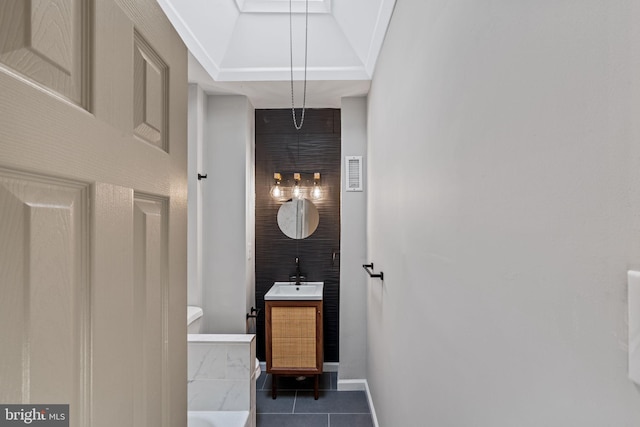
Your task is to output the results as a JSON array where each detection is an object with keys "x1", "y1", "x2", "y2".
[{"x1": 264, "y1": 281, "x2": 324, "y2": 300}]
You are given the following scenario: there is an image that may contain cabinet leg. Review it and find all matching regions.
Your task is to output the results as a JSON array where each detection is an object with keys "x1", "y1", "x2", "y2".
[
  {"x1": 271, "y1": 374, "x2": 277, "y2": 399},
  {"x1": 314, "y1": 374, "x2": 319, "y2": 400}
]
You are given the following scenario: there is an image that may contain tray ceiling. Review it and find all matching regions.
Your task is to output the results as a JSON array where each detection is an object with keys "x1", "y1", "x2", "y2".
[{"x1": 157, "y1": 0, "x2": 395, "y2": 106}]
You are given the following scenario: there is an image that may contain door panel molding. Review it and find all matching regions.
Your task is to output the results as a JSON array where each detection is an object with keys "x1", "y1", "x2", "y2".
[
  {"x1": 133, "y1": 31, "x2": 169, "y2": 152},
  {"x1": 0, "y1": 168, "x2": 91, "y2": 427},
  {"x1": 133, "y1": 194, "x2": 170, "y2": 427},
  {"x1": 0, "y1": 0, "x2": 91, "y2": 108}
]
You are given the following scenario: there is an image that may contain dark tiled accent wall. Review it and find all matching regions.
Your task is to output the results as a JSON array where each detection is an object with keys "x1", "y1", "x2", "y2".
[{"x1": 255, "y1": 109, "x2": 341, "y2": 362}]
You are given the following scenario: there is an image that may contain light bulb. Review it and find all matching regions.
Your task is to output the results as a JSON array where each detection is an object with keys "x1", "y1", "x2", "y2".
[
  {"x1": 270, "y1": 173, "x2": 283, "y2": 200},
  {"x1": 310, "y1": 173, "x2": 321, "y2": 199},
  {"x1": 270, "y1": 183, "x2": 283, "y2": 199},
  {"x1": 311, "y1": 183, "x2": 321, "y2": 199},
  {"x1": 291, "y1": 172, "x2": 303, "y2": 199},
  {"x1": 292, "y1": 183, "x2": 302, "y2": 199}
]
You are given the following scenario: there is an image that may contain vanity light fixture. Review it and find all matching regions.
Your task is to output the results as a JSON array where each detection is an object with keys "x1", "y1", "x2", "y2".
[{"x1": 269, "y1": 172, "x2": 322, "y2": 201}]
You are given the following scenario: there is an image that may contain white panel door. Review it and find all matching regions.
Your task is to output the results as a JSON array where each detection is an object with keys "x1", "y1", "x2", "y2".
[{"x1": 0, "y1": 1, "x2": 187, "y2": 426}]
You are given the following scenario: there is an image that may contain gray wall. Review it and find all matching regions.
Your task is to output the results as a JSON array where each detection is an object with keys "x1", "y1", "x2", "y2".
[
  {"x1": 187, "y1": 84, "x2": 205, "y2": 308},
  {"x1": 200, "y1": 94, "x2": 255, "y2": 333},
  {"x1": 339, "y1": 97, "x2": 368, "y2": 381},
  {"x1": 366, "y1": 0, "x2": 640, "y2": 425}
]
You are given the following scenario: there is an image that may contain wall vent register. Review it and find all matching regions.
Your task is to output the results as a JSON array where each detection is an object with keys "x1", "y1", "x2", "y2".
[{"x1": 345, "y1": 156, "x2": 363, "y2": 192}]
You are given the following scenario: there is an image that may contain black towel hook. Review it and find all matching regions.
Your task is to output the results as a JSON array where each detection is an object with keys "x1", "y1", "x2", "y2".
[{"x1": 363, "y1": 263, "x2": 384, "y2": 280}]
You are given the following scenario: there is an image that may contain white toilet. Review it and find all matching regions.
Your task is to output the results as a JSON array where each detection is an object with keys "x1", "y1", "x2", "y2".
[{"x1": 187, "y1": 306, "x2": 203, "y2": 334}]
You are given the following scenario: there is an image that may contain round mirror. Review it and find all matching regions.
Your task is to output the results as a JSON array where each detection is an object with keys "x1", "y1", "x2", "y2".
[{"x1": 277, "y1": 198, "x2": 319, "y2": 239}]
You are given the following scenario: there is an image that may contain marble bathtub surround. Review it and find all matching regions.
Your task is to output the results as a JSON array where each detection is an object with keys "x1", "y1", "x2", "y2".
[{"x1": 188, "y1": 334, "x2": 257, "y2": 426}]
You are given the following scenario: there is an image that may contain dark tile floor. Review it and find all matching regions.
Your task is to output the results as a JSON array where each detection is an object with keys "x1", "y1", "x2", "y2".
[{"x1": 256, "y1": 371, "x2": 375, "y2": 427}]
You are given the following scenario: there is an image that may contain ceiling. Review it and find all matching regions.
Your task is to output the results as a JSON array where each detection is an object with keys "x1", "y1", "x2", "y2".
[{"x1": 156, "y1": 0, "x2": 396, "y2": 108}]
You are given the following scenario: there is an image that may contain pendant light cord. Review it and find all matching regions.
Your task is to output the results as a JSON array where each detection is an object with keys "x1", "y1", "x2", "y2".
[{"x1": 290, "y1": 0, "x2": 309, "y2": 130}]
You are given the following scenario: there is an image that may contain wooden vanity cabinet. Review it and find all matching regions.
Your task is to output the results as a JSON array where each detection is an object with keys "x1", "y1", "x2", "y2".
[{"x1": 265, "y1": 300, "x2": 323, "y2": 399}]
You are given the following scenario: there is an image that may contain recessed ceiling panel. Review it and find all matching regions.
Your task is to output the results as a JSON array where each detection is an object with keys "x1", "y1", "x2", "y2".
[
  {"x1": 219, "y1": 13, "x2": 366, "y2": 81},
  {"x1": 159, "y1": 0, "x2": 395, "y2": 105}
]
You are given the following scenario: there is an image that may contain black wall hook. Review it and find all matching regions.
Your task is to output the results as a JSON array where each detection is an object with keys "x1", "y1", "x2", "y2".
[
  {"x1": 197, "y1": 173, "x2": 208, "y2": 180},
  {"x1": 246, "y1": 306, "x2": 261, "y2": 320},
  {"x1": 363, "y1": 263, "x2": 384, "y2": 280}
]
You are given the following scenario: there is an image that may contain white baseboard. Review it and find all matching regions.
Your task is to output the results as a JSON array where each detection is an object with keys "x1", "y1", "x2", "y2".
[
  {"x1": 338, "y1": 379, "x2": 379, "y2": 427},
  {"x1": 336, "y1": 379, "x2": 365, "y2": 391},
  {"x1": 323, "y1": 362, "x2": 339, "y2": 372}
]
